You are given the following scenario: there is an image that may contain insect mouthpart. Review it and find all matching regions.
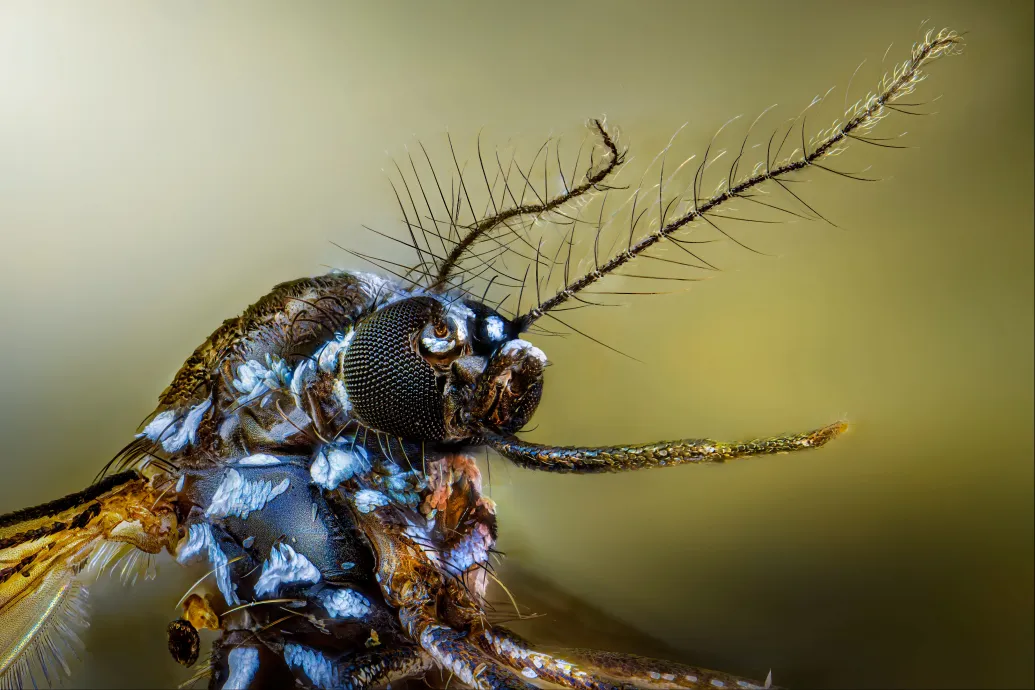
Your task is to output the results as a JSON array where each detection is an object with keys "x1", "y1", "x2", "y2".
[{"x1": 468, "y1": 339, "x2": 547, "y2": 436}]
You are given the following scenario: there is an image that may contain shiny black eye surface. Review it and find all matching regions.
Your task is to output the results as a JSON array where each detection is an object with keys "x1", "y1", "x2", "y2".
[
  {"x1": 343, "y1": 296, "x2": 449, "y2": 440},
  {"x1": 341, "y1": 295, "x2": 528, "y2": 442}
]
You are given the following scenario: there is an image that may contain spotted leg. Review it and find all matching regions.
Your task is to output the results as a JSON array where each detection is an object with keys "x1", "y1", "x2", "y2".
[
  {"x1": 480, "y1": 626, "x2": 638, "y2": 690},
  {"x1": 282, "y1": 643, "x2": 434, "y2": 690},
  {"x1": 209, "y1": 636, "x2": 433, "y2": 690},
  {"x1": 482, "y1": 627, "x2": 775, "y2": 690}
]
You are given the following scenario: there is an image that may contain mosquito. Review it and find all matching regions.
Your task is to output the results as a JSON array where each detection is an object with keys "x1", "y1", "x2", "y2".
[{"x1": 0, "y1": 27, "x2": 962, "y2": 690}]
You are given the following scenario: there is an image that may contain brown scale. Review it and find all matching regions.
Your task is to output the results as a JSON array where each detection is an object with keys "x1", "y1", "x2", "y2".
[{"x1": 160, "y1": 273, "x2": 367, "y2": 407}]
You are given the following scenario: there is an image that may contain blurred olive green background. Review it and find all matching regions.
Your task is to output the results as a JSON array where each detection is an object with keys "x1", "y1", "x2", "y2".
[{"x1": 0, "y1": 2, "x2": 1031, "y2": 688}]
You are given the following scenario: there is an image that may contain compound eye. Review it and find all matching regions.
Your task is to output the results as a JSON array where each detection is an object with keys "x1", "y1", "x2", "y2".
[{"x1": 418, "y1": 315, "x2": 467, "y2": 366}]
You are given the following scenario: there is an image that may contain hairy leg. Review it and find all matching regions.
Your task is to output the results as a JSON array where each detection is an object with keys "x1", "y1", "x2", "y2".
[
  {"x1": 482, "y1": 627, "x2": 774, "y2": 690},
  {"x1": 355, "y1": 509, "x2": 537, "y2": 690}
]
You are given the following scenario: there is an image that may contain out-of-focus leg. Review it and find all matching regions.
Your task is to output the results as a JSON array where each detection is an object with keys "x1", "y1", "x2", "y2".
[{"x1": 482, "y1": 626, "x2": 775, "y2": 690}]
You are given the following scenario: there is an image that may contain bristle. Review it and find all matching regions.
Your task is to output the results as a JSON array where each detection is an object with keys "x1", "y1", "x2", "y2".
[
  {"x1": 80, "y1": 540, "x2": 155, "y2": 586},
  {"x1": 0, "y1": 469, "x2": 175, "y2": 688},
  {"x1": 511, "y1": 29, "x2": 963, "y2": 327},
  {"x1": 0, "y1": 567, "x2": 89, "y2": 689},
  {"x1": 375, "y1": 30, "x2": 961, "y2": 344}
]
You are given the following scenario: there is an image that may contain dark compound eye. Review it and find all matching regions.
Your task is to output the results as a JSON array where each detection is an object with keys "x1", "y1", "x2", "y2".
[
  {"x1": 343, "y1": 296, "x2": 450, "y2": 440},
  {"x1": 341, "y1": 296, "x2": 524, "y2": 441}
]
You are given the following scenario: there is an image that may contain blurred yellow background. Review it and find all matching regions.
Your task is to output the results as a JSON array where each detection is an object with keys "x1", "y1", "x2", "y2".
[{"x1": 0, "y1": 2, "x2": 1030, "y2": 688}]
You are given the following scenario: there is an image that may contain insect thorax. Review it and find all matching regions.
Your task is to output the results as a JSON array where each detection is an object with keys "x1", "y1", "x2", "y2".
[{"x1": 132, "y1": 270, "x2": 507, "y2": 680}]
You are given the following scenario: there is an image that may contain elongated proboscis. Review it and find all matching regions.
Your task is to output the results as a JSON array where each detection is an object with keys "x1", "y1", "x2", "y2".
[{"x1": 485, "y1": 421, "x2": 847, "y2": 473}]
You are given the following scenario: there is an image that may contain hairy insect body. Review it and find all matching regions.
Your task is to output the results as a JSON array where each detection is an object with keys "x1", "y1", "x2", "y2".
[
  {"x1": 0, "y1": 28, "x2": 961, "y2": 690},
  {"x1": 150, "y1": 271, "x2": 511, "y2": 687},
  {"x1": 77, "y1": 269, "x2": 776, "y2": 690},
  {"x1": 124, "y1": 271, "x2": 786, "y2": 689},
  {"x1": 1, "y1": 269, "x2": 806, "y2": 690}
]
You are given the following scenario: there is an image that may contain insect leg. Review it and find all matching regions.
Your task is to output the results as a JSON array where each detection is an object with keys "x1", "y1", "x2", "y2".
[
  {"x1": 482, "y1": 626, "x2": 774, "y2": 690},
  {"x1": 355, "y1": 511, "x2": 537, "y2": 690},
  {"x1": 206, "y1": 635, "x2": 294, "y2": 690},
  {"x1": 281, "y1": 642, "x2": 433, "y2": 690},
  {"x1": 480, "y1": 626, "x2": 637, "y2": 690},
  {"x1": 415, "y1": 623, "x2": 540, "y2": 690},
  {"x1": 207, "y1": 630, "x2": 434, "y2": 690},
  {"x1": 0, "y1": 471, "x2": 179, "y2": 687},
  {"x1": 485, "y1": 421, "x2": 846, "y2": 473}
]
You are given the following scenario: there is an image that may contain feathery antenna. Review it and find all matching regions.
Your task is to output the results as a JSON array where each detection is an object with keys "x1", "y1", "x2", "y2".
[{"x1": 513, "y1": 28, "x2": 963, "y2": 330}]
